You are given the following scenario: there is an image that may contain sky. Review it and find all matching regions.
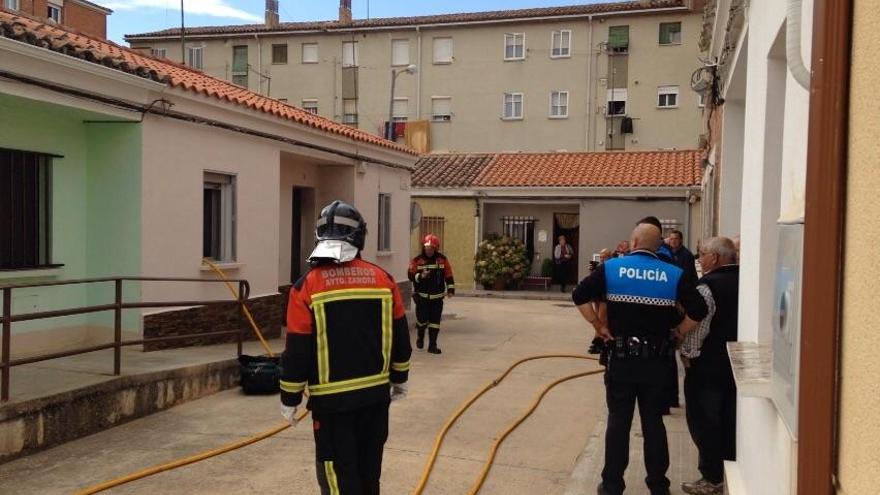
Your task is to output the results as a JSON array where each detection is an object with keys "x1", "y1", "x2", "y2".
[{"x1": 101, "y1": 0, "x2": 607, "y2": 45}]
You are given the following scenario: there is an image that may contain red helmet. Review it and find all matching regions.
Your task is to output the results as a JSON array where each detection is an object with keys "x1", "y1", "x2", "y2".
[{"x1": 423, "y1": 234, "x2": 440, "y2": 249}]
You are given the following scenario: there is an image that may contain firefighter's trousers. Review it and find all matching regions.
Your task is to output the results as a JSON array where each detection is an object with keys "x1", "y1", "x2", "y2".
[
  {"x1": 414, "y1": 295, "x2": 444, "y2": 346},
  {"x1": 314, "y1": 400, "x2": 390, "y2": 495}
]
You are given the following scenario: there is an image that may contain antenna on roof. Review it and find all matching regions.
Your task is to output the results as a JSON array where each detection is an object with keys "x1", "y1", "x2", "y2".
[{"x1": 180, "y1": 0, "x2": 186, "y2": 63}]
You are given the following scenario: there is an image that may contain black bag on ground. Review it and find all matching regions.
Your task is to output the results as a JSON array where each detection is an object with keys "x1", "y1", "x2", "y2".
[{"x1": 238, "y1": 355, "x2": 281, "y2": 394}]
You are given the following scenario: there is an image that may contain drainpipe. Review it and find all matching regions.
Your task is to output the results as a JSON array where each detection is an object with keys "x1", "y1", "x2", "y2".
[
  {"x1": 786, "y1": 0, "x2": 811, "y2": 90},
  {"x1": 684, "y1": 191, "x2": 692, "y2": 250},
  {"x1": 255, "y1": 34, "x2": 263, "y2": 94},
  {"x1": 585, "y1": 15, "x2": 593, "y2": 151},
  {"x1": 416, "y1": 26, "x2": 422, "y2": 119}
]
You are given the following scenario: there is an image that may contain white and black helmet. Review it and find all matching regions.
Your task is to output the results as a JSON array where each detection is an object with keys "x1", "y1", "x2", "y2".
[{"x1": 315, "y1": 201, "x2": 367, "y2": 250}]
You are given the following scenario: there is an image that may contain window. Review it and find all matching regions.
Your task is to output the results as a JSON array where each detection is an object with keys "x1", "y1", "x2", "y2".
[
  {"x1": 431, "y1": 97, "x2": 452, "y2": 122},
  {"x1": 272, "y1": 44, "x2": 288, "y2": 64},
  {"x1": 232, "y1": 45, "x2": 248, "y2": 88},
  {"x1": 503, "y1": 93, "x2": 524, "y2": 119},
  {"x1": 391, "y1": 39, "x2": 410, "y2": 66},
  {"x1": 151, "y1": 47, "x2": 167, "y2": 59},
  {"x1": 302, "y1": 99, "x2": 318, "y2": 114},
  {"x1": 342, "y1": 41, "x2": 359, "y2": 67},
  {"x1": 504, "y1": 33, "x2": 525, "y2": 60},
  {"x1": 342, "y1": 99, "x2": 358, "y2": 124},
  {"x1": 0, "y1": 150, "x2": 53, "y2": 270},
  {"x1": 3, "y1": 0, "x2": 19, "y2": 11},
  {"x1": 551, "y1": 30, "x2": 571, "y2": 58},
  {"x1": 47, "y1": 3, "x2": 61, "y2": 23},
  {"x1": 550, "y1": 91, "x2": 569, "y2": 118},
  {"x1": 302, "y1": 43, "x2": 319, "y2": 64},
  {"x1": 187, "y1": 46, "x2": 204, "y2": 70},
  {"x1": 203, "y1": 172, "x2": 236, "y2": 262},
  {"x1": 419, "y1": 217, "x2": 445, "y2": 247},
  {"x1": 502, "y1": 216, "x2": 535, "y2": 261},
  {"x1": 433, "y1": 37, "x2": 453, "y2": 64},
  {"x1": 607, "y1": 88, "x2": 627, "y2": 115},
  {"x1": 608, "y1": 26, "x2": 629, "y2": 53},
  {"x1": 659, "y1": 22, "x2": 682, "y2": 45},
  {"x1": 377, "y1": 194, "x2": 392, "y2": 252},
  {"x1": 657, "y1": 85, "x2": 679, "y2": 108},
  {"x1": 392, "y1": 98, "x2": 408, "y2": 122}
]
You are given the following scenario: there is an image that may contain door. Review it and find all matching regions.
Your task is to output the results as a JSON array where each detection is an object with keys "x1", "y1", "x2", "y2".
[
  {"x1": 553, "y1": 213, "x2": 580, "y2": 284},
  {"x1": 290, "y1": 187, "x2": 304, "y2": 283}
]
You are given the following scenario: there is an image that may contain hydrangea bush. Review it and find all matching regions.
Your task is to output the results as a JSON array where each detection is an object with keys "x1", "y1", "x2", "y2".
[{"x1": 474, "y1": 234, "x2": 530, "y2": 289}]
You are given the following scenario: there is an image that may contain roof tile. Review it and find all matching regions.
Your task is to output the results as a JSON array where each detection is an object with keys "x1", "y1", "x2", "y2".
[
  {"x1": 126, "y1": 1, "x2": 685, "y2": 39},
  {"x1": 0, "y1": 9, "x2": 415, "y2": 155},
  {"x1": 414, "y1": 150, "x2": 704, "y2": 188}
]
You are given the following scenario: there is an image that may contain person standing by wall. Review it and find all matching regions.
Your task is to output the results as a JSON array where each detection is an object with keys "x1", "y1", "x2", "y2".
[
  {"x1": 280, "y1": 201, "x2": 412, "y2": 495},
  {"x1": 573, "y1": 224, "x2": 707, "y2": 495},
  {"x1": 679, "y1": 237, "x2": 739, "y2": 495},
  {"x1": 408, "y1": 234, "x2": 455, "y2": 354},
  {"x1": 554, "y1": 235, "x2": 575, "y2": 292}
]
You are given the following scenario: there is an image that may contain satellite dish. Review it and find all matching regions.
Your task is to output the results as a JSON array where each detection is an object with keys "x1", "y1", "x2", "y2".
[{"x1": 410, "y1": 202, "x2": 422, "y2": 230}]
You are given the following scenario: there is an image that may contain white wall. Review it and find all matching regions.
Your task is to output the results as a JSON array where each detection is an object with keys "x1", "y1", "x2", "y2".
[
  {"x1": 728, "y1": 1, "x2": 814, "y2": 493},
  {"x1": 354, "y1": 164, "x2": 412, "y2": 283}
]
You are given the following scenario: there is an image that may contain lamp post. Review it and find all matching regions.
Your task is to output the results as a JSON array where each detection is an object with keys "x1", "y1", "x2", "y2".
[{"x1": 387, "y1": 64, "x2": 418, "y2": 140}]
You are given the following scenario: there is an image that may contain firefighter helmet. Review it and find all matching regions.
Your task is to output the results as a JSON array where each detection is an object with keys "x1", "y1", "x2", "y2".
[
  {"x1": 315, "y1": 201, "x2": 367, "y2": 251},
  {"x1": 423, "y1": 234, "x2": 440, "y2": 249}
]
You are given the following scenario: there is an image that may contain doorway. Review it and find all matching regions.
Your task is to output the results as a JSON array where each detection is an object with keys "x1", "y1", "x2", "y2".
[{"x1": 553, "y1": 212, "x2": 580, "y2": 284}]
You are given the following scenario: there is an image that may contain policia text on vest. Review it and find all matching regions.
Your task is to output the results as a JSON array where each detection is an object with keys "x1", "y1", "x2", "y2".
[{"x1": 572, "y1": 244, "x2": 707, "y2": 495}]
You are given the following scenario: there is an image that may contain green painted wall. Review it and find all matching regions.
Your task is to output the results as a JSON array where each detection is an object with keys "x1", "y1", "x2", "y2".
[
  {"x1": 410, "y1": 197, "x2": 476, "y2": 289},
  {"x1": 0, "y1": 94, "x2": 142, "y2": 336},
  {"x1": 85, "y1": 123, "x2": 142, "y2": 331}
]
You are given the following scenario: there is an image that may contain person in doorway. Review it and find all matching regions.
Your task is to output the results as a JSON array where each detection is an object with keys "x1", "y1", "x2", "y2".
[
  {"x1": 280, "y1": 200, "x2": 412, "y2": 495},
  {"x1": 573, "y1": 224, "x2": 707, "y2": 495},
  {"x1": 679, "y1": 237, "x2": 739, "y2": 495},
  {"x1": 408, "y1": 234, "x2": 455, "y2": 354},
  {"x1": 554, "y1": 235, "x2": 575, "y2": 292}
]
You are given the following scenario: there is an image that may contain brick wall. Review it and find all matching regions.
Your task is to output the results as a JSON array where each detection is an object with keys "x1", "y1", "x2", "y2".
[
  {"x1": 13, "y1": 0, "x2": 107, "y2": 39},
  {"x1": 143, "y1": 293, "x2": 283, "y2": 351},
  {"x1": 64, "y1": 1, "x2": 107, "y2": 39}
]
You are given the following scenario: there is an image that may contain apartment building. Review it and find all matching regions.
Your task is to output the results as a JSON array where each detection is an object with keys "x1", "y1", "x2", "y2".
[
  {"x1": 1, "y1": 0, "x2": 111, "y2": 39},
  {"x1": 126, "y1": 0, "x2": 706, "y2": 153}
]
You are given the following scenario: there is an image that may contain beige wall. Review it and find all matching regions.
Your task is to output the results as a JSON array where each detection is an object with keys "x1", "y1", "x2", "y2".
[
  {"x1": 134, "y1": 10, "x2": 703, "y2": 153},
  {"x1": 410, "y1": 197, "x2": 477, "y2": 289},
  {"x1": 837, "y1": 1, "x2": 880, "y2": 492}
]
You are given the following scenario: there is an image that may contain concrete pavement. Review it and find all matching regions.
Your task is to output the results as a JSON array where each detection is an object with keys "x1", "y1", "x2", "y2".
[{"x1": 0, "y1": 297, "x2": 699, "y2": 495}]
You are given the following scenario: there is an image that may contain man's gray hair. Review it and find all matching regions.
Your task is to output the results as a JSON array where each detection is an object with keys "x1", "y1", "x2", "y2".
[{"x1": 702, "y1": 237, "x2": 737, "y2": 263}]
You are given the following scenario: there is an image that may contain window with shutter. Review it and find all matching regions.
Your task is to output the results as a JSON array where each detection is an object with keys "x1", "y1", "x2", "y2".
[
  {"x1": 433, "y1": 37, "x2": 453, "y2": 64},
  {"x1": 391, "y1": 39, "x2": 410, "y2": 66},
  {"x1": 431, "y1": 97, "x2": 452, "y2": 122}
]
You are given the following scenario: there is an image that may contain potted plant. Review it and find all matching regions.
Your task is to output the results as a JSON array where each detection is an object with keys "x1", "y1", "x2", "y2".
[{"x1": 474, "y1": 234, "x2": 531, "y2": 290}]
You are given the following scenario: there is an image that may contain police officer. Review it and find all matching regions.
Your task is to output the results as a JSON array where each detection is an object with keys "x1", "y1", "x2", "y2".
[
  {"x1": 280, "y1": 201, "x2": 412, "y2": 495},
  {"x1": 408, "y1": 234, "x2": 455, "y2": 354},
  {"x1": 572, "y1": 224, "x2": 707, "y2": 495}
]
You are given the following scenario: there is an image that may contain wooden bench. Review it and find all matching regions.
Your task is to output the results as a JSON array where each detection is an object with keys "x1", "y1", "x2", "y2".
[{"x1": 521, "y1": 276, "x2": 551, "y2": 291}]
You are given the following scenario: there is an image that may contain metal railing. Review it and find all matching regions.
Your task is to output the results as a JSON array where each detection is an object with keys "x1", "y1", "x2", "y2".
[{"x1": 0, "y1": 276, "x2": 252, "y2": 402}]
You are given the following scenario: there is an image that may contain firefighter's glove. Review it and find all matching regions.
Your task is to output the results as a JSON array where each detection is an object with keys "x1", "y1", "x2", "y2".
[
  {"x1": 390, "y1": 382, "x2": 409, "y2": 402},
  {"x1": 281, "y1": 405, "x2": 299, "y2": 426}
]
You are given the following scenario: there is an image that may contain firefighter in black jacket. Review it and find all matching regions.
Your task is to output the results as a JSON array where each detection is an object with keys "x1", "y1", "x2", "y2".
[
  {"x1": 280, "y1": 201, "x2": 412, "y2": 495},
  {"x1": 408, "y1": 234, "x2": 454, "y2": 354}
]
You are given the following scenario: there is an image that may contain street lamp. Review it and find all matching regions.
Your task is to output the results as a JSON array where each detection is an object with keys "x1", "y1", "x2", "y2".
[{"x1": 387, "y1": 64, "x2": 418, "y2": 140}]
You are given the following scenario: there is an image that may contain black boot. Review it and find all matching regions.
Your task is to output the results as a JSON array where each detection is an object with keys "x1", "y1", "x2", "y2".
[
  {"x1": 416, "y1": 325, "x2": 425, "y2": 350},
  {"x1": 428, "y1": 327, "x2": 442, "y2": 354}
]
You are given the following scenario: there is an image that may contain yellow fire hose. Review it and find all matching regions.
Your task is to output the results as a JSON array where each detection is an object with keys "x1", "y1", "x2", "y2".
[
  {"x1": 73, "y1": 341, "x2": 600, "y2": 494},
  {"x1": 411, "y1": 354, "x2": 599, "y2": 495}
]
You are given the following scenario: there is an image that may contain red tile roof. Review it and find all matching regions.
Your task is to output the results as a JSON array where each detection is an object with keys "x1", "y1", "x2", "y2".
[
  {"x1": 413, "y1": 154, "x2": 496, "y2": 188},
  {"x1": 414, "y1": 150, "x2": 704, "y2": 188},
  {"x1": 0, "y1": 10, "x2": 415, "y2": 155},
  {"x1": 126, "y1": 1, "x2": 686, "y2": 39}
]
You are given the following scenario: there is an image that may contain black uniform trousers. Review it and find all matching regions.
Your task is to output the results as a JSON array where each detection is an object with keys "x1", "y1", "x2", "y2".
[
  {"x1": 684, "y1": 370, "x2": 736, "y2": 484},
  {"x1": 602, "y1": 360, "x2": 670, "y2": 495},
  {"x1": 414, "y1": 296, "x2": 443, "y2": 342},
  {"x1": 313, "y1": 400, "x2": 390, "y2": 495}
]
